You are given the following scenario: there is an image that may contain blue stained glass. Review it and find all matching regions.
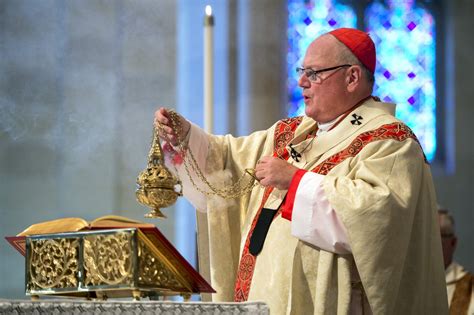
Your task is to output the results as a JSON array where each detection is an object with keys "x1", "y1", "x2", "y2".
[
  {"x1": 287, "y1": 0, "x2": 357, "y2": 117},
  {"x1": 366, "y1": 0, "x2": 436, "y2": 161}
]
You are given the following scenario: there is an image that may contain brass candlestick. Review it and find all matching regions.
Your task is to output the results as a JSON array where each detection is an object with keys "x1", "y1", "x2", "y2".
[{"x1": 136, "y1": 126, "x2": 182, "y2": 218}]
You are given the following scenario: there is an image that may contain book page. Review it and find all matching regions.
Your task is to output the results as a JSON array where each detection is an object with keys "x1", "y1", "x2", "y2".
[
  {"x1": 17, "y1": 217, "x2": 89, "y2": 236},
  {"x1": 90, "y1": 215, "x2": 155, "y2": 228}
]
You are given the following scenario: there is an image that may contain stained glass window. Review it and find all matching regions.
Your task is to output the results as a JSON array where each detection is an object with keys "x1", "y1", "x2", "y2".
[
  {"x1": 366, "y1": 0, "x2": 436, "y2": 161},
  {"x1": 287, "y1": 0, "x2": 437, "y2": 161}
]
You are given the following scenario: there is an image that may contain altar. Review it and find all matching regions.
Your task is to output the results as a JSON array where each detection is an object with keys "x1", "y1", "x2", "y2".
[{"x1": 0, "y1": 299, "x2": 269, "y2": 315}]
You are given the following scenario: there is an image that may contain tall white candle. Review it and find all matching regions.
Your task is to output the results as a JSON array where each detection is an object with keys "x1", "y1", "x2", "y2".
[{"x1": 204, "y1": 5, "x2": 214, "y2": 134}]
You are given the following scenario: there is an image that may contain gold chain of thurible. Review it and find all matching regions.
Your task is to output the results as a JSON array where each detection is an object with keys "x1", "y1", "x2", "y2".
[{"x1": 156, "y1": 110, "x2": 257, "y2": 199}]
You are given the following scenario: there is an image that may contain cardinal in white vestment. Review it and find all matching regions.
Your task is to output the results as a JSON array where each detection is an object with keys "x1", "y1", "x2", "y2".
[{"x1": 155, "y1": 28, "x2": 448, "y2": 315}]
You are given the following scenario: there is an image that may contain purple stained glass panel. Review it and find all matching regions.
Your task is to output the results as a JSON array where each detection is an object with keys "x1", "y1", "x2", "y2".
[
  {"x1": 407, "y1": 21, "x2": 417, "y2": 31},
  {"x1": 383, "y1": 95, "x2": 393, "y2": 102}
]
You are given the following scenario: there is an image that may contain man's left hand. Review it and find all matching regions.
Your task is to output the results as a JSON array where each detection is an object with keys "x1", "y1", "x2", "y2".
[{"x1": 255, "y1": 156, "x2": 299, "y2": 190}]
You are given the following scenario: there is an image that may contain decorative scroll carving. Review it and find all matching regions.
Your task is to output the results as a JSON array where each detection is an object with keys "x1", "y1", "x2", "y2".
[
  {"x1": 83, "y1": 232, "x2": 133, "y2": 286},
  {"x1": 28, "y1": 238, "x2": 79, "y2": 290},
  {"x1": 138, "y1": 240, "x2": 182, "y2": 290}
]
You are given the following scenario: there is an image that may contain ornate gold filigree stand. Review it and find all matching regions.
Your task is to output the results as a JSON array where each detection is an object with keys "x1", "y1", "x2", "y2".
[
  {"x1": 25, "y1": 228, "x2": 205, "y2": 300},
  {"x1": 136, "y1": 126, "x2": 182, "y2": 218}
]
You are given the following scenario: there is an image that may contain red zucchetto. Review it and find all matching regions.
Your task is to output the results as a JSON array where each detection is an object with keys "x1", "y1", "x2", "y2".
[{"x1": 329, "y1": 28, "x2": 376, "y2": 74}]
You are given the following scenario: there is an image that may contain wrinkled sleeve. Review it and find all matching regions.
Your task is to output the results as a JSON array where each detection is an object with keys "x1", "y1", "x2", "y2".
[
  {"x1": 165, "y1": 121, "x2": 275, "y2": 211},
  {"x1": 282, "y1": 170, "x2": 351, "y2": 254}
]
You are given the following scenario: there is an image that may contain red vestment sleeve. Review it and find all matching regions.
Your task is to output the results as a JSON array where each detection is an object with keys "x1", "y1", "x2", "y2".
[{"x1": 281, "y1": 169, "x2": 307, "y2": 221}]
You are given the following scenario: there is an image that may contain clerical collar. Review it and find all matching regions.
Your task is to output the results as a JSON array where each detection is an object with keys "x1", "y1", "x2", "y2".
[
  {"x1": 315, "y1": 95, "x2": 374, "y2": 136},
  {"x1": 316, "y1": 115, "x2": 341, "y2": 136}
]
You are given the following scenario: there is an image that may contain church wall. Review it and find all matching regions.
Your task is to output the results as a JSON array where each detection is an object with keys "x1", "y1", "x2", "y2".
[{"x1": 0, "y1": 0, "x2": 177, "y2": 298}]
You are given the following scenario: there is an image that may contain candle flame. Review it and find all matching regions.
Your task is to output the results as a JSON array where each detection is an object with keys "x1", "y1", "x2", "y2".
[{"x1": 205, "y1": 5, "x2": 212, "y2": 16}]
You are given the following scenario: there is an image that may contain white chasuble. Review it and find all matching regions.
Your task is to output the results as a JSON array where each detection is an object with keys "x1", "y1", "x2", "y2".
[{"x1": 168, "y1": 98, "x2": 448, "y2": 315}]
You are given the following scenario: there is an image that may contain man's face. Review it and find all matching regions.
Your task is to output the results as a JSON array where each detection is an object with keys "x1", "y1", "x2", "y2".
[
  {"x1": 298, "y1": 35, "x2": 350, "y2": 123},
  {"x1": 440, "y1": 234, "x2": 457, "y2": 269}
]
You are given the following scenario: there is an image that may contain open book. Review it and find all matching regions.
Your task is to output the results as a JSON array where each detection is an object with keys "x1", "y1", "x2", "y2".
[
  {"x1": 6, "y1": 215, "x2": 155, "y2": 256},
  {"x1": 16, "y1": 215, "x2": 155, "y2": 236}
]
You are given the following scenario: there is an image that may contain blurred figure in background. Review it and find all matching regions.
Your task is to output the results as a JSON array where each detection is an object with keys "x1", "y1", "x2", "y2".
[{"x1": 439, "y1": 208, "x2": 474, "y2": 315}]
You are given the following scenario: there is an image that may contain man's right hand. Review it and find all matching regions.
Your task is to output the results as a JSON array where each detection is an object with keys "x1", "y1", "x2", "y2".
[{"x1": 154, "y1": 107, "x2": 191, "y2": 146}]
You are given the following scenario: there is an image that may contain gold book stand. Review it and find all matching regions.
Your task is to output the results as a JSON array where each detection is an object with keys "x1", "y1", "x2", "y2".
[{"x1": 24, "y1": 228, "x2": 214, "y2": 300}]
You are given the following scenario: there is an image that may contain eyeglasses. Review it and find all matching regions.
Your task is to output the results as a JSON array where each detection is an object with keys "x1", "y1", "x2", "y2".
[{"x1": 296, "y1": 64, "x2": 352, "y2": 82}]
